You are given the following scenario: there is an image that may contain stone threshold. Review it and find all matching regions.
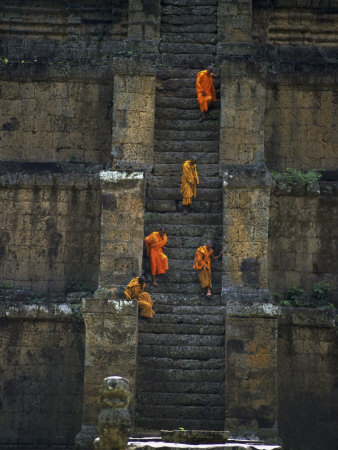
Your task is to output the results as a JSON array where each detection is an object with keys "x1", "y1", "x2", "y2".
[{"x1": 128, "y1": 439, "x2": 281, "y2": 450}]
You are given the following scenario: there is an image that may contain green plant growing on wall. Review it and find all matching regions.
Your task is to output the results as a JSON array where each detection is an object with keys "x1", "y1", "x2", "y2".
[
  {"x1": 65, "y1": 278, "x2": 93, "y2": 295},
  {"x1": 271, "y1": 168, "x2": 323, "y2": 189},
  {"x1": 312, "y1": 282, "x2": 331, "y2": 301},
  {"x1": 285, "y1": 286, "x2": 304, "y2": 306}
]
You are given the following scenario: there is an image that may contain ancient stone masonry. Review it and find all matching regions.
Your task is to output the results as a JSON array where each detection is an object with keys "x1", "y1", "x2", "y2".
[
  {"x1": 0, "y1": 0, "x2": 337, "y2": 449},
  {"x1": 0, "y1": 170, "x2": 101, "y2": 293},
  {"x1": 0, "y1": 301, "x2": 84, "y2": 447}
]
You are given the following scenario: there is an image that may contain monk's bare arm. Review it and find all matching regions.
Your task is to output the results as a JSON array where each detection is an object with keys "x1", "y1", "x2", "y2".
[
  {"x1": 212, "y1": 65, "x2": 222, "y2": 79},
  {"x1": 211, "y1": 251, "x2": 223, "y2": 260}
]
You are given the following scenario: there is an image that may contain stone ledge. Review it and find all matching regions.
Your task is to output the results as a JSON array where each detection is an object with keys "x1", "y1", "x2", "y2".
[
  {"x1": 0, "y1": 301, "x2": 76, "y2": 321},
  {"x1": 279, "y1": 307, "x2": 336, "y2": 328},
  {"x1": 128, "y1": 440, "x2": 281, "y2": 450},
  {"x1": 222, "y1": 165, "x2": 272, "y2": 189},
  {"x1": 99, "y1": 170, "x2": 145, "y2": 188},
  {"x1": 0, "y1": 171, "x2": 101, "y2": 188},
  {"x1": 82, "y1": 297, "x2": 137, "y2": 316}
]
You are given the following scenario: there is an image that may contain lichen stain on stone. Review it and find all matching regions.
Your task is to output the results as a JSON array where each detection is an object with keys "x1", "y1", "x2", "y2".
[{"x1": 248, "y1": 341, "x2": 271, "y2": 369}]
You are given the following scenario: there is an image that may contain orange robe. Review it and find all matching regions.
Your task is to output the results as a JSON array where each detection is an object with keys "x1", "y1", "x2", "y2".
[
  {"x1": 144, "y1": 232, "x2": 169, "y2": 276},
  {"x1": 193, "y1": 245, "x2": 214, "y2": 288},
  {"x1": 196, "y1": 70, "x2": 216, "y2": 114},
  {"x1": 124, "y1": 277, "x2": 154, "y2": 318},
  {"x1": 180, "y1": 160, "x2": 199, "y2": 206}
]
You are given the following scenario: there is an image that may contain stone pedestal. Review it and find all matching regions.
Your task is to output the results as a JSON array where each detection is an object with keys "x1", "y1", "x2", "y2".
[
  {"x1": 112, "y1": 58, "x2": 156, "y2": 172},
  {"x1": 75, "y1": 298, "x2": 138, "y2": 450}
]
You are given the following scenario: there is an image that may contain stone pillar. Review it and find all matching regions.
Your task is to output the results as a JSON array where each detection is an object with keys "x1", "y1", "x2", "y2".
[
  {"x1": 217, "y1": 0, "x2": 252, "y2": 53},
  {"x1": 98, "y1": 170, "x2": 145, "y2": 295},
  {"x1": 225, "y1": 302, "x2": 280, "y2": 442},
  {"x1": 128, "y1": 0, "x2": 161, "y2": 40},
  {"x1": 222, "y1": 167, "x2": 280, "y2": 441},
  {"x1": 75, "y1": 298, "x2": 137, "y2": 450},
  {"x1": 75, "y1": 170, "x2": 144, "y2": 449},
  {"x1": 222, "y1": 167, "x2": 271, "y2": 292},
  {"x1": 219, "y1": 60, "x2": 266, "y2": 171},
  {"x1": 112, "y1": 58, "x2": 156, "y2": 172}
]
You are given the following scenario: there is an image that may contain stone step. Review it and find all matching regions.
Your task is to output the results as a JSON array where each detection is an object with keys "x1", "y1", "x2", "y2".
[
  {"x1": 159, "y1": 42, "x2": 216, "y2": 55},
  {"x1": 147, "y1": 174, "x2": 222, "y2": 189},
  {"x1": 138, "y1": 343, "x2": 224, "y2": 359},
  {"x1": 154, "y1": 129, "x2": 219, "y2": 142},
  {"x1": 148, "y1": 284, "x2": 221, "y2": 295},
  {"x1": 135, "y1": 417, "x2": 224, "y2": 432},
  {"x1": 151, "y1": 313, "x2": 224, "y2": 325},
  {"x1": 138, "y1": 332, "x2": 224, "y2": 346},
  {"x1": 147, "y1": 186, "x2": 221, "y2": 201},
  {"x1": 136, "y1": 404, "x2": 223, "y2": 420},
  {"x1": 162, "y1": 13, "x2": 217, "y2": 26},
  {"x1": 160, "y1": 32, "x2": 217, "y2": 45},
  {"x1": 155, "y1": 119, "x2": 219, "y2": 132},
  {"x1": 147, "y1": 259, "x2": 221, "y2": 274},
  {"x1": 136, "y1": 378, "x2": 224, "y2": 394},
  {"x1": 155, "y1": 108, "x2": 219, "y2": 121},
  {"x1": 156, "y1": 97, "x2": 197, "y2": 109},
  {"x1": 162, "y1": 4, "x2": 217, "y2": 16},
  {"x1": 152, "y1": 304, "x2": 226, "y2": 315},
  {"x1": 136, "y1": 391, "x2": 223, "y2": 406},
  {"x1": 146, "y1": 199, "x2": 222, "y2": 213},
  {"x1": 153, "y1": 163, "x2": 219, "y2": 176},
  {"x1": 144, "y1": 271, "x2": 222, "y2": 286},
  {"x1": 156, "y1": 68, "x2": 211, "y2": 80},
  {"x1": 144, "y1": 221, "x2": 222, "y2": 236},
  {"x1": 162, "y1": 0, "x2": 218, "y2": 6},
  {"x1": 137, "y1": 356, "x2": 224, "y2": 369},
  {"x1": 145, "y1": 212, "x2": 222, "y2": 225},
  {"x1": 144, "y1": 245, "x2": 222, "y2": 259},
  {"x1": 144, "y1": 292, "x2": 222, "y2": 304},
  {"x1": 138, "y1": 322, "x2": 224, "y2": 335},
  {"x1": 161, "y1": 53, "x2": 218, "y2": 69},
  {"x1": 161, "y1": 22, "x2": 217, "y2": 34}
]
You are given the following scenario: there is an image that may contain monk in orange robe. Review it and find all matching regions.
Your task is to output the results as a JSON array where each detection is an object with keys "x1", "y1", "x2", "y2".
[
  {"x1": 193, "y1": 240, "x2": 222, "y2": 297},
  {"x1": 180, "y1": 156, "x2": 199, "y2": 214},
  {"x1": 125, "y1": 275, "x2": 154, "y2": 322},
  {"x1": 144, "y1": 227, "x2": 168, "y2": 286},
  {"x1": 196, "y1": 65, "x2": 222, "y2": 122}
]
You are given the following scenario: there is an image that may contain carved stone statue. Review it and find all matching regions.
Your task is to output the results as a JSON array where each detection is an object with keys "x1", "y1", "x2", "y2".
[{"x1": 93, "y1": 376, "x2": 132, "y2": 450}]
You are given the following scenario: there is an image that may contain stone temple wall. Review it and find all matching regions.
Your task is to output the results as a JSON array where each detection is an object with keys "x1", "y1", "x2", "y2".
[
  {"x1": 0, "y1": 80, "x2": 113, "y2": 165},
  {"x1": 265, "y1": 76, "x2": 338, "y2": 172},
  {"x1": 268, "y1": 183, "x2": 338, "y2": 303},
  {"x1": 0, "y1": 171, "x2": 101, "y2": 293},
  {"x1": 278, "y1": 308, "x2": 338, "y2": 450},
  {"x1": 0, "y1": 302, "x2": 84, "y2": 447}
]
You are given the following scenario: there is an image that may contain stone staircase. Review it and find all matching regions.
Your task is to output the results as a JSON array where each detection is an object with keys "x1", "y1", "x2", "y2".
[{"x1": 135, "y1": 0, "x2": 225, "y2": 433}]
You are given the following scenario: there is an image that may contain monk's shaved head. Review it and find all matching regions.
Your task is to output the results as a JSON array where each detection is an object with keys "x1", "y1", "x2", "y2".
[
  {"x1": 206, "y1": 66, "x2": 213, "y2": 74},
  {"x1": 139, "y1": 275, "x2": 145, "y2": 284},
  {"x1": 190, "y1": 155, "x2": 197, "y2": 164},
  {"x1": 159, "y1": 226, "x2": 166, "y2": 236},
  {"x1": 206, "y1": 240, "x2": 213, "y2": 248}
]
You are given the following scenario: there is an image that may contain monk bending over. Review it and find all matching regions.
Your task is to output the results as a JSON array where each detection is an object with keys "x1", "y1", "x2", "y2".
[
  {"x1": 193, "y1": 240, "x2": 222, "y2": 297},
  {"x1": 180, "y1": 156, "x2": 199, "y2": 214},
  {"x1": 125, "y1": 276, "x2": 154, "y2": 322},
  {"x1": 144, "y1": 227, "x2": 168, "y2": 286},
  {"x1": 196, "y1": 65, "x2": 222, "y2": 122}
]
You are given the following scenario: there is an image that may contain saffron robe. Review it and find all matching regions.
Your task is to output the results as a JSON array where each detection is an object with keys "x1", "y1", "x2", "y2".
[
  {"x1": 144, "y1": 232, "x2": 169, "y2": 276},
  {"x1": 180, "y1": 160, "x2": 199, "y2": 205},
  {"x1": 124, "y1": 277, "x2": 154, "y2": 318},
  {"x1": 193, "y1": 245, "x2": 213, "y2": 288},
  {"x1": 196, "y1": 70, "x2": 216, "y2": 113}
]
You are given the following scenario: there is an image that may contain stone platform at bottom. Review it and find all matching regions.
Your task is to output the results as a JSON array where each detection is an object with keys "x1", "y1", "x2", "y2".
[{"x1": 128, "y1": 438, "x2": 282, "y2": 450}]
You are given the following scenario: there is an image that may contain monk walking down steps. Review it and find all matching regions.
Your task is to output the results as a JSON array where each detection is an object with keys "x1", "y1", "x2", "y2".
[
  {"x1": 124, "y1": 276, "x2": 154, "y2": 323},
  {"x1": 193, "y1": 240, "x2": 222, "y2": 297},
  {"x1": 144, "y1": 227, "x2": 168, "y2": 286},
  {"x1": 180, "y1": 156, "x2": 199, "y2": 214},
  {"x1": 196, "y1": 65, "x2": 222, "y2": 122}
]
